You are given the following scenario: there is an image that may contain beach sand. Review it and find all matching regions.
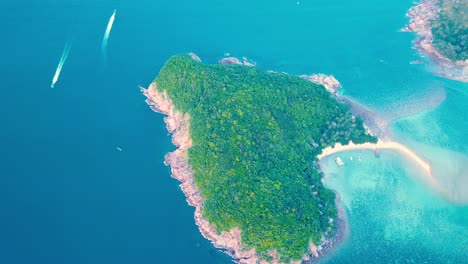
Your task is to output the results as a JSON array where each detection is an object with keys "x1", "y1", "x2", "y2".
[{"x1": 317, "y1": 140, "x2": 446, "y2": 194}]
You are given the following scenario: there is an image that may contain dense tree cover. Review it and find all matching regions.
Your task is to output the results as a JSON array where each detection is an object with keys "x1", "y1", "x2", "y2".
[
  {"x1": 155, "y1": 55, "x2": 376, "y2": 261},
  {"x1": 431, "y1": 0, "x2": 468, "y2": 61}
]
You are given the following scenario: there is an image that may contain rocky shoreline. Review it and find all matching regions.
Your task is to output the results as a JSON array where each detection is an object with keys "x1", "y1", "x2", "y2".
[
  {"x1": 402, "y1": 0, "x2": 468, "y2": 82},
  {"x1": 142, "y1": 84, "x2": 259, "y2": 263},
  {"x1": 300, "y1": 74, "x2": 342, "y2": 94}
]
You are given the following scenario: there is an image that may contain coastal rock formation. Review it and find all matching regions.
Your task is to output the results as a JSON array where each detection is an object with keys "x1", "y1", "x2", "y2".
[
  {"x1": 402, "y1": 0, "x2": 468, "y2": 82},
  {"x1": 142, "y1": 84, "x2": 260, "y2": 263},
  {"x1": 220, "y1": 56, "x2": 242, "y2": 65},
  {"x1": 300, "y1": 74, "x2": 342, "y2": 94},
  {"x1": 402, "y1": 0, "x2": 439, "y2": 36},
  {"x1": 219, "y1": 55, "x2": 341, "y2": 94}
]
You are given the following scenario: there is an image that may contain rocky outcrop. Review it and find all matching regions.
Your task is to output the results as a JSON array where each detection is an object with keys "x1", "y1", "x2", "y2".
[{"x1": 300, "y1": 74, "x2": 342, "y2": 94}]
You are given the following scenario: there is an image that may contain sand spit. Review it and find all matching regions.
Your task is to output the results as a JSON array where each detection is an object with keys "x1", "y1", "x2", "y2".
[
  {"x1": 317, "y1": 140, "x2": 443, "y2": 190},
  {"x1": 402, "y1": 0, "x2": 468, "y2": 82}
]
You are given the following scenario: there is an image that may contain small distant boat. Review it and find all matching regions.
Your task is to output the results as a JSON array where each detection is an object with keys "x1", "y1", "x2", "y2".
[
  {"x1": 116, "y1": 147, "x2": 123, "y2": 151},
  {"x1": 51, "y1": 40, "x2": 72, "y2": 88},
  {"x1": 335, "y1": 157, "x2": 344, "y2": 167},
  {"x1": 101, "y1": 9, "x2": 117, "y2": 61}
]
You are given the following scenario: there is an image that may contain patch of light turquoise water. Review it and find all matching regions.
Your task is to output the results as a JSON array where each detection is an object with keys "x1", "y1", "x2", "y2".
[
  {"x1": 320, "y1": 150, "x2": 468, "y2": 263},
  {"x1": 391, "y1": 80, "x2": 468, "y2": 153},
  {"x1": 390, "y1": 81, "x2": 468, "y2": 203}
]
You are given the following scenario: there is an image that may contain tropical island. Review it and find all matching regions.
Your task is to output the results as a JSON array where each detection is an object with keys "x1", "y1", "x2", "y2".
[
  {"x1": 143, "y1": 54, "x2": 377, "y2": 263},
  {"x1": 403, "y1": 0, "x2": 467, "y2": 82}
]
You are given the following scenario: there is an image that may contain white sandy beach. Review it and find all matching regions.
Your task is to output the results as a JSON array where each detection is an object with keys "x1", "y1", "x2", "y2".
[{"x1": 318, "y1": 140, "x2": 440, "y2": 188}]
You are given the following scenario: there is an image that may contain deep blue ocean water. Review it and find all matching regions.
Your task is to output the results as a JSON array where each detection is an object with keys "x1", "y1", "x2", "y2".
[{"x1": 1, "y1": 0, "x2": 466, "y2": 263}]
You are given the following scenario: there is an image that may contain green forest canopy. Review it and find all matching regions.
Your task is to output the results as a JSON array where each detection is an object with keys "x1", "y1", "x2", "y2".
[
  {"x1": 431, "y1": 0, "x2": 468, "y2": 61},
  {"x1": 154, "y1": 55, "x2": 376, "y2": 262}
]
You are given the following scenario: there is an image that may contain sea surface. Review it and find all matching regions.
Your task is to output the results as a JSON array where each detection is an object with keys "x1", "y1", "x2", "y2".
[{"x1": 0, "y1": 0, "x2": 466, "y2": 263}]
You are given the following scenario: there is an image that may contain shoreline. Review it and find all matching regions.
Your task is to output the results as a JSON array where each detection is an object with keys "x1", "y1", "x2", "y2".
[
  {"x1": 142, "y1": 81, "x2": 349, "y2": 263},
  {"x1": 305, "y1": 192, "x2": 350, "y2": 263},
  {"x1": 142, "y1": 84, "x2": 259, "y2": 263},
  {"x1": 317, "y1": 140, "x2": 442, "y2": 191},
  {"x1": 402, "y1": 0, "x2": 468, "y2": 82},
  {"x1": 338, "y1": 96, "x2": 390, "y2": 140}
]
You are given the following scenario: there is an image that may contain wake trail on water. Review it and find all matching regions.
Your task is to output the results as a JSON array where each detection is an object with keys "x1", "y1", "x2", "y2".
[
  {"x1": 51, "y1": 41, "x2": 72, "y2": 88},
  {"x1": 101, "y1": 9, "x2": 116, "y2": 63}
]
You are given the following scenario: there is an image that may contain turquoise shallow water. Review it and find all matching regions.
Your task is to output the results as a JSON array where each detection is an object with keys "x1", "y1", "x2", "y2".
[
  {"x1": 0, "y1": 0, "x2": 467, "y2": 263},
  {"x1": 320, "y1": 151, "x2": 468, "y2": 263},
  {"x1": 390, "y1": 82, "x2": 468, "y2": 203}
]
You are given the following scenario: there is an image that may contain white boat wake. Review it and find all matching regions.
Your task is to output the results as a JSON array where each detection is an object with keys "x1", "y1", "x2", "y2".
[
  {"x1": 101, "y1": 9, "x2": 116, "y2": 62},
  {"x1": 51, "y1": 41, "x2": 72, "y2": 88}
]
